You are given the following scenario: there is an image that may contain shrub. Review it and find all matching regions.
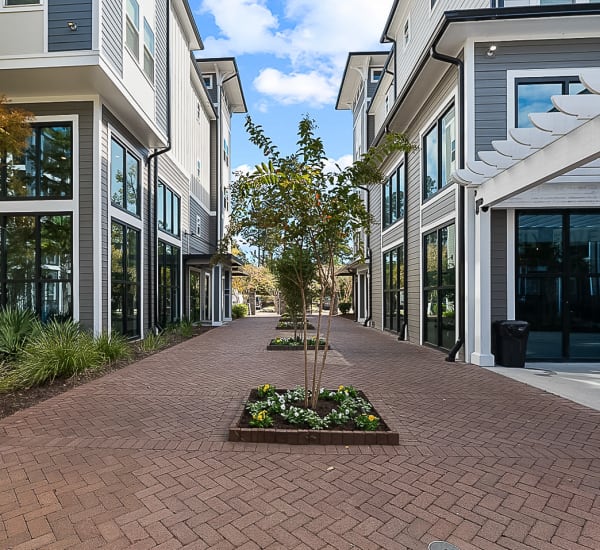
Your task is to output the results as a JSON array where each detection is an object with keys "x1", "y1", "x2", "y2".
[
  {"x1": 95, "y1": 331, "x2": 132, "y2": 364},
  {"x1": 338, "y1": 302, "x2": 352, "y2": 315},
  {"x1": 178, "y1": 318, "x2": 194, "y2": 338},
  {"x1": 12, "y1": 320, "x2": 102, "y2": 389},
  {"x1": 0, "y1": 307, "x2": 40, "y2": 361},
  {"x1": 232, "y1": 303, "x2": 248, "y2": 319},
  {"x1": 137, "y1": 330, "x2": 168, "y2": 353}
]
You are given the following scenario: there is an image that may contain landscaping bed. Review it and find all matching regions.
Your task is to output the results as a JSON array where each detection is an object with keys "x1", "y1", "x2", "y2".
[
  {"x1": 276, "y1": 321, "x2": 315, "y2": 330},
  {"x1": 267, "y1": 336, "x2": 329, "y2": 351},
  {"x1": 229, "y1": 385, "x2": 399, "y2": 445}
]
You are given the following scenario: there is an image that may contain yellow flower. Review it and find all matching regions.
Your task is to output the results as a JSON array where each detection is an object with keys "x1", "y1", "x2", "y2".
[
  {"x1": 338, "y1": 385, "x2": 345, "y2": 392},
  {"x1": 368, "y1": 415, "x2": 377, "y2": 422}
]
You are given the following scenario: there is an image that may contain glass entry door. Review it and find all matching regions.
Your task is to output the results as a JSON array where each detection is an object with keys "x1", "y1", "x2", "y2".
[{"x1": 516, "y1": 211, "x2": 600, "y2": 361}]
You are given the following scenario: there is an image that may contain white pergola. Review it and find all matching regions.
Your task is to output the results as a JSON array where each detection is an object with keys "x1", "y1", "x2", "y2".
[{"x1": 451, "y1": 69, "x2": 600, "y2": 366}]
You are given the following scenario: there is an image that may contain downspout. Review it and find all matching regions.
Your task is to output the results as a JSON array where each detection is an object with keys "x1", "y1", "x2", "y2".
[
  {"x1": 430, "y1": 43, "x2": 465, "y2": 363},
  {"x1": 358, "y1": 185, "x2": 372, "y2": 327},
  {"x1": 147, "y1": 0, "x2": 172, "y2": 333}
]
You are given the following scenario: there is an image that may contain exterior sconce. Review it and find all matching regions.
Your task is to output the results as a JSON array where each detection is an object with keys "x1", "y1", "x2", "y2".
[
  {"x1": 67, "y1": 21, "x2": 77, "y2": 31},
  {"x1": 486, "y1": 44, "x2": 497, "y2": 57}
]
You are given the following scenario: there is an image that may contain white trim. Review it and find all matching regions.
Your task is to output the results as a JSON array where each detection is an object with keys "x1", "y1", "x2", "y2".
[
  {"x1": 93, "y1": 99, "x2": 102, "y2": 334},
  {"x1": 506, "y1": 208, "x2": 516, "y2": 320},
  {"x1": 0, "y1": 51, "x2": 100, "y2": 65},
  {"x1": 157, "y1": 230, "x2": 181, "y2": 248},
  {"x1": 464, "y1": 38, "x2": 476, "y2": 164},
  {"x1": 92, "y1": 0, "x2": 100, "y2": 51},
  {"x1": 0, "y1": 2, "x2": 43, "y2": 12},
  {"x1": 506, "y1": 67, "x2": 586, "y2": 133},
  {"x1": 42, "y1": 0, "x2": 47, "y2": 54},
  {"x1": 382, "y1": 238, "x2": 404, "y2": 253}
]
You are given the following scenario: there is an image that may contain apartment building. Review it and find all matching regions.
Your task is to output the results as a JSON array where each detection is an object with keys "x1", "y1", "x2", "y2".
[
  {"x1": 0, "y1": 0, "x2": 245, "y2": 337},
  {"x1": 338, "y1": 1, "x2": 600, "y2": 363}
]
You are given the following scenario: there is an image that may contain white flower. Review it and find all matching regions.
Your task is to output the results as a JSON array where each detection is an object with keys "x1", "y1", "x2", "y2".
[
  {"x1": 294, "y1": 411, "x2": 299, "y2": 417},
  {"x1": 281, "y1": 404, "x2": 286, "y2": 411},
  {"x1": 345, "y1": 409, "x2": 350, "y2": 415}
]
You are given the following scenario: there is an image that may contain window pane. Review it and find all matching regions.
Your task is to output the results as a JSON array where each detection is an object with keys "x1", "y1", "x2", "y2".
[
  {"x1": 111, "y1": 140, "x2": 125, "y2": 206},
  {"x1": 5, "y1": 215, "x2": 36, "y2": 281},
  {"x1": 125, "y1": 283, "x2": 139, "y2": 336},
  {"x1": 441, "y1": 108, "x2": 455, "y2": 189},
  {"x1": 111, "y1": 283, "x2": 123, "y2": 333},
  {"x1": 440, "y1": 224, "x2": 456, "y2": 287},
  {"x1": 6, "y1": 281, "x2": 36, "y2": 311},
  {"x1": 126, "y1": 20, "x2": 139, "y2": 57},
  {"x1": 125, "y1": 152, "x2": 139, "y2": 214},
  {"x1": 425, "y1": 290, "x2": 438, "y2": 345},
  {"x1": 397, "y1": 166, "x2": 405, "y2": 219},
  {"x1": 41, "y1": 281, "x2": 72, "y2": 322},
  {"x1": 40, "y1": 215, "x2": 72, "y2": 280},
  {"x1": 389, "y1": 172, "x2": 397, "y2": 225},
  {"x1": 383, "y1": 179, "x2": 391, "y2": 227},
  {"x1": 4, "y1": 137, "x2": 34, "y2": 197},
  {"x1": 127, "y1": 229, "x2": 139, "y2": 282},
  {"x1": 424, "y1": 232, "x2": 438, "y2": 287},
  {"x1": 157, "y1": 183, "x2": 165, "y2": 229},
  {"x1": 144, "y1": 48, "x2": 155, "y2": 81},
  {"x1": 165, "y1": 190, "x2": 172, "y2": 233},
  {"x1": 440, "y1": 290, "x2": 455, "y2": 349},
  {"x1": 568, "y1": 81, "x2": 588, "y2": 96},
  {"x1": 424, "y1": 127, "x2": 438, "y2": 198},
  {"x1": 517, "y1": 82, "x2": 562, "y2": 128},
  {"x1": 111, "y1": 222, "x2": 124, "y2": 280},
  {"x1": 518, "y1": 213, "x2": 563, "y2": 273},
  {"x1": 39, "y1": 125, "x2": 72, "y2": 197},
  {"x1": 126, "y1": 0, "x2": 139, "y2": 27},
  {"x1": 172, "y1": 195, "x2": 180, "y2": 236}
]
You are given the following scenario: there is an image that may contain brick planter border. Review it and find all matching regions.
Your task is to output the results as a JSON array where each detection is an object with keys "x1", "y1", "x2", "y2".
[
  {"x1": 266, "y1": 344, "x2": 330, "y2": 351},
  {"x1": 229, "y1": 426, "x2": 399, "y2": 445}
]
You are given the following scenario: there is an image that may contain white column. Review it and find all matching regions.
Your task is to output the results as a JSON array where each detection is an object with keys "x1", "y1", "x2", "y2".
[{"x1": 471, "y1": 207, "x2": 495, "y2": 366}]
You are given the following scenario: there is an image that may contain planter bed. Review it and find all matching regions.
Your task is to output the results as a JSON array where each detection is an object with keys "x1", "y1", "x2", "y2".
[
  {"x1": 267, "y1": 342, "x2": 329, "y2": 351},
  {"x1": 276, "y1": 322, "x2": 315, "y2": 330},
  {"x1": 229, "y1": 387, "x2": 399, "y2": 445}
]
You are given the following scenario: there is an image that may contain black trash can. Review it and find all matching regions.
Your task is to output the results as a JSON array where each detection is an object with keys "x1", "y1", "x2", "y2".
[{"x1": 492, "y1": 320, "x2": 530, "y2": 367}]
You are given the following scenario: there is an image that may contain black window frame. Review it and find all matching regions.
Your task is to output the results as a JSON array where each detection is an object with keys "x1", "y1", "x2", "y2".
[
  {"x1": 514, "y1": 75, "x2": 583, "y2": 128},
  {"x1": 383, "y1": 163, "x2": 406, "y2": 229},
  {"x1": 423, "y1": 223, "x2": 456, "y2": 350},
  {"x1": 383, "y1": 245, "x2": 405, "y2": 333},
  {"x1": 0, "y1": 212, "x2": 73, "y2": 319},
  {"x1": 158, "y1": 240, "x2": 180, "y2": 326},
  {"x1": 0, "y1": 122, "x2": 73, "y2": 200},
  {"x1": 111, "y1": 220, "x2": 140, "y2": 338},
  {"x1": 157, "y1": 181, "x2": 181, "y2": 237},
  {"x1": 110, "y1": 137, "x2": 141, "y2": 217},
  {"x1": 422, "y1": 104, "x2": 456, "y2": 201}
]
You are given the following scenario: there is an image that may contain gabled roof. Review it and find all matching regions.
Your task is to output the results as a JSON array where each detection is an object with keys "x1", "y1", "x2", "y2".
[
  {"x1": 336, "y1": 51, "x2": 390, "y2": 110},
  {"x1": 175, "y1": 0, "x2": 204, "y2": 50},
  {"x1": 196, "y1": 57, "x2": 247, "y2": 113}
]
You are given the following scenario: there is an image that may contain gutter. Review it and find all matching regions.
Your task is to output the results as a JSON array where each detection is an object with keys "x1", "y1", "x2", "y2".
[{"x1": 147, "y1": 0, "x2": 172, "y2": 333}]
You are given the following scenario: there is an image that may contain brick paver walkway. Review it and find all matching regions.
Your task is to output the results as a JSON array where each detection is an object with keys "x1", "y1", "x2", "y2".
[{"x1": 1, "y1": 316, "x2": 599, "y2": 549}]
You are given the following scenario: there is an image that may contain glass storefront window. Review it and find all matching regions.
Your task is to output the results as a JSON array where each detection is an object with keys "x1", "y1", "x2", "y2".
[{"x1": 111, "y1": 221, "x2": 139, "y2": 337}]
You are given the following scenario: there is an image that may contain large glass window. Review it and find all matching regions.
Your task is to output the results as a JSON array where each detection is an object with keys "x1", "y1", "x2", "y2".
[
  {"x1": 157, "y1": 182, "x2": 180, "y2": 237},
  {"x1": 423, "y1": 106, "x2": 455, "y2": 200},
  {"x1": 383, "y1": 245, "x2": 405, "y2": 333},
  {"x1": 111, "y1": 221, "x2": 139, "y2": 337},
  {"x1": 0, "y1": 214, "x2": 72, "y2": 319},
  {"x1": 158, "y1": 241, "x2": 180, "y2": 326},
  {"x1": 423, "y1": 224, "x2": 456, "y2": 349},
  {"x1": 516, "y1": 76, "x2": 589, "y2": 128},
  {"x1": 1, "y1": 123, "x2": 72, "y2": 199},
  {"x1": 383, "y1": 164, "x2": 405, "y2": 229},
  {"x1": 110, "y1": 138, "x2": 140, "y2": 215},
  {"x1": 516, "y1": 211, "x2": 600, "y2": 361}
]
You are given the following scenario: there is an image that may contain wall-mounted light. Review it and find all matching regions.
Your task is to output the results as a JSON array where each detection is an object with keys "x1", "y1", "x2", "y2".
[
  {"x1": 486, "y1": 44, "x2": 497, "y2": 57},
  {"x1": 67, "y1": 21, "x2": 77, "y2": 31}
]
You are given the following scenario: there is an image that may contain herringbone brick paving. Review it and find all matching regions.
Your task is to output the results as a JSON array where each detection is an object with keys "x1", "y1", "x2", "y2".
[{"x1": 1, "y1": 316, "x2": 599, "y2": 549}]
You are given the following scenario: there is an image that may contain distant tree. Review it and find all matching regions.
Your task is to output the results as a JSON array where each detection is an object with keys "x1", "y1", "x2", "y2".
[
  {"x1": 222, "y1": 115, "x2": 414, "y2": 407},
  {"x1": 0, "y1": 96, "x2": 32, "y2": 159}
]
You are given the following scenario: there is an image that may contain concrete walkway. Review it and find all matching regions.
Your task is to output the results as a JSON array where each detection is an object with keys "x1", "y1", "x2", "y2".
[{"x1": 1, "y1": 316, "x2": 599, "y2": 549}]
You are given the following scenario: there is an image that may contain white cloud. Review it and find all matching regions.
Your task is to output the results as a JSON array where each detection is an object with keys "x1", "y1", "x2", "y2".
[
  {"x1": 233, "y1": 163, "x2": 253, "y2": 176},
  {"x1": 198, "y1": 0, "x2": 393, "y2": 106},
  {"x1": 323, "y1": 154, "x2": 353, "y2": 174},
  {"x1": 254, "y1": 68, "x2": 337, "y2": 107}
]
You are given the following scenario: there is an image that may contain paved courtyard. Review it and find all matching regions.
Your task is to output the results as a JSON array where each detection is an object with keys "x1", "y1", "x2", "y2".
[{"x1": 1, "y1": 316, "x2": 599, "y2": 549}]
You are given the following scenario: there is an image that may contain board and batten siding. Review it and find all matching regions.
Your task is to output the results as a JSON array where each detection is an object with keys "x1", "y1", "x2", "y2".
[
  {"x1": 101, "y1": 0, "x2": 123, "y2": 76},
  {"x1": 48, "y1": 0, "x2": 92, "y2": 52},
  {"x1": 491, "y1": 209, "x2": 508, "y2": 322},
  {"x1": 474, "y1": 38, "x2": 600, "y2": 153},
  {"x1": 18, "y1": 102, "x2": 95, "y2": 329}
]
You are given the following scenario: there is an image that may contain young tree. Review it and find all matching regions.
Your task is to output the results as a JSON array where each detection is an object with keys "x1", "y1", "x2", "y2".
[{"x1": 223, "y1": 115, "x2": 413, "y2": 407}]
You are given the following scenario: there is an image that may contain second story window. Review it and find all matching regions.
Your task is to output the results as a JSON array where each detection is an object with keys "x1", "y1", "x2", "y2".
[
  {"x1": 143, "y1": 19, "x2": 155, "y2": 82},
  {"x1": 157, "y1": 181, "x2": 180, "y2": 237},
  {"x1": 403, "y1": 19, "x2": 410, "y2": 47},
  {"x1": 383, "y1": 164, "x2": 405, "y2": 229},
  {"x1": 203, "y1": 75, "x2": 213, "y2": 89},
  {"x1": 1, "y1": 123, "x2": 72, "y2": 200},
  {"x1": 110, "y1": 138, "x2": 140, "y2": 215},
  {"x1": 515, "y1": 76, "x2": 587, "y2": 128},
  {"x1": 423, "y1": 105, "x2": 456, "y2": 201},
  {"x1": 125, "y1": 0, "x2": 139, "y2": 59},
  {"x1": 370, "y1": 68, "x2": 382, "y2": 84},
  {"x1": 223, "y1": 140, "x2": 229, "y2": 165}
]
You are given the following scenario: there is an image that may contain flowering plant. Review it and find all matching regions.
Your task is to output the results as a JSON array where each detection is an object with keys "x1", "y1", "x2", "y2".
[
  {"x1": 257, "y1": 383, "x2": 276, "y2": 398},
  {"x1": 354, "y1": 414, "x2": 380, "y2": 431},
  {"x1": 249, "y1": 409, "x2": 273, "y2": 428}
]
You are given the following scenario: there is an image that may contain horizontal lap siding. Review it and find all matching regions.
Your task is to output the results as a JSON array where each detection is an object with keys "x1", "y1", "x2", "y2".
[
  {"x1": 48, "y1": 0, "x2": 92, "y2": 51},
  {"x1": 370, "y1": 184, "x2": 383, "y2": 328},
  {"x1": 101, "y1": 0, "x2": 123, "y2": 76},
  {"x1": 188, "y1": 199, "x2": 214, "y2": 254},
  {"x1": 474, "y1": 38, "x2": 600, "y2": 153},
  {"x1": 422, "y1": 189, "x2": 455, "y2": 229},
  {"x1": 405, "y1": 68, "x2": 457, "y2": 345},
  {"x1": 491, "y1": 210, "x2": 508, "y2": 322}
]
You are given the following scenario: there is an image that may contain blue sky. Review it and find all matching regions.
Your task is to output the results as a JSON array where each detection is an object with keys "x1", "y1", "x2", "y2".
[{"x1": 191, "y1": 0, "x2": 393, "y2": 173}]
